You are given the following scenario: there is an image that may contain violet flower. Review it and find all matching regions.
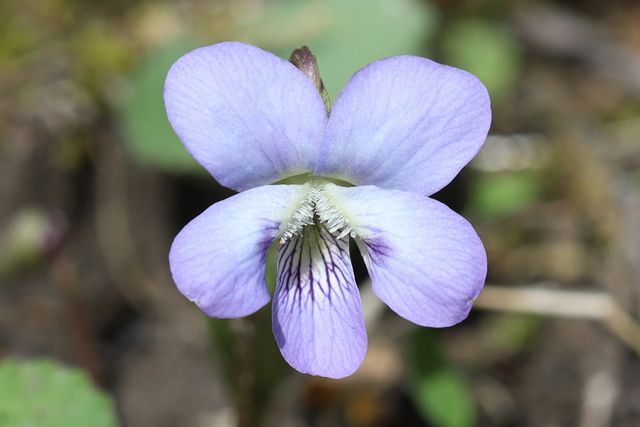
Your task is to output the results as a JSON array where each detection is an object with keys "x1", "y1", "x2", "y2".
[{"x1": 164, "y1": 42, "x2": 491, "y2": 378}]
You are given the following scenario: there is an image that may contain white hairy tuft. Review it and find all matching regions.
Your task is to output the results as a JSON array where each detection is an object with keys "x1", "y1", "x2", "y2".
[{"x1": 278, "y1": 180, "x2": 354, "y2": 242}]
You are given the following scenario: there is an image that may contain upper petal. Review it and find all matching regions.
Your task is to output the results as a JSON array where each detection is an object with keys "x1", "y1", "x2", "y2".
[
  {"x1": 316, "y1": 56, "x2": 491, "y2": 196},
  {"x1": 321, "y1": 183, "x2": 487, "y2": 327},
  {"x1": 170, "y1": 184, "x2": 308, "y2": 318},
  {"x1": 273, "y1": 222, "x2": 367, "y2": 378},
  {"x1": 164, "y1": 42, "x2": 328, "y2": 192}
]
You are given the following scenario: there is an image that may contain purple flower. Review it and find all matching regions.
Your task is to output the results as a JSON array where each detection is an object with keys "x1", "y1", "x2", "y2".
[{"x1": 164, "y1": 42, "x2": 491, "y2": 378}]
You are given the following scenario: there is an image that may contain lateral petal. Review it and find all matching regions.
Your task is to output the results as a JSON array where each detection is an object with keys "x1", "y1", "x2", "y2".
[
  {"x1": 273, "y1": 222, "x2": 367, "y2": 378},
  {"x1": 164, "y1": 42, "x2": 328, "y2": 192},
  {"x1": 321, "y1": 183, "x2": 487, "y2": 327},
  {"x1": 316, "y1": 56, "x2": 491, "y2": 196},
  {"x1": 169, "y1": 184, "x2": 308, "y2": 318}
]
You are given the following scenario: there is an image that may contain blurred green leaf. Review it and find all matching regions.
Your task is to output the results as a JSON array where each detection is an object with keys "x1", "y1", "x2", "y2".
[
  {"x1": 483, "y1": 314, "x2": 543, "y2": 355},
  {"x1": 118, "y1": 41, "x2": 204, "y2": 174},
  {"x1": 440, "y1": 18, "x2": 521, "y2": 100},
  {"x1": 261, "y1": 0, "x2": 441, "y2": 98},
  {"x1": 118, "y1": 0, "x2": 440, "y2": 172},
  {"x1": 309, "y1": 0, "x2": 441, "y2": 97},
  {"x1": 117, "y1": 0, "x2": 440, "y2": 172},
  {"x1": 409, "y1": 329, "x2": 476, "y2": 427},
  {"x1": 0, "y1": 358, "x2": 118, "y2": 427},
  {"x1": 469, "y1": 171, "x2": 543, "y2": 218},
  {"x1": 414, "y1": 368, "x2": 476, "y2": 427}
]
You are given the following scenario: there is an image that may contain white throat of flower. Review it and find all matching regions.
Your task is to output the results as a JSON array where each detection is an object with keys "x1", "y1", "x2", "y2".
[{"x1": 278, "y1": 179, "x2": 355, "y2": 243}]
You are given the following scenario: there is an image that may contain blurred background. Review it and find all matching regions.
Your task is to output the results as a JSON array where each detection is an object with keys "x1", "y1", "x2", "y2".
[{"x1": 1, "y1": 0, "x2": 640, "y2": 426}]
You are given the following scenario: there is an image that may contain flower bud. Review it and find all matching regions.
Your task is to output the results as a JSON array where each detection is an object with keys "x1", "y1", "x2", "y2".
[{"x1": 289, "y1": 46, "x2": 331, "y2": 114}]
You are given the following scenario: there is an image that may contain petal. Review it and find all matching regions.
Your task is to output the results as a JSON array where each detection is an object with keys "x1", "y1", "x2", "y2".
[
  {"x1": 316, "y1": 56, "x2": 491, "y2": 196},
  {"x1": 321, "y1": 183, "x2": 487, "y2": 327},
  {"x1": 164, "y1": 42, "x2": 328, "y2": 192},
  {"x1": 273, "y1": 222, "x2": 367, "y2": 378},
  {"x1": 169, "y1": 184, "x2": 308, "y2": 318}
]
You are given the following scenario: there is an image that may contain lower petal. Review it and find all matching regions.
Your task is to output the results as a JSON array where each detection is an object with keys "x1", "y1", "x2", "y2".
[
  {"x1": 273, "y1": 222, "x2": 367, "y2": 378},
  {"x1": 321, "y1": 183, "x2": 487, "y2": 327},
  {"x1": 169, "y1": 184, "x2": 307, "y2": 318}
]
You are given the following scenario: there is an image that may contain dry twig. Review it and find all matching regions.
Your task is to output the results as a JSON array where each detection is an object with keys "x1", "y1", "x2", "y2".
[{"x1": 475, "y1": 284, "x2": 640, "y2": 357}]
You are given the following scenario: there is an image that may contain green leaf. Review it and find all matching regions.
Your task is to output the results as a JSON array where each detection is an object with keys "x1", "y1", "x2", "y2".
[
  {"x1": 469, "y1": 171, "x2": 543, "y2": 218},
  {"x1": 483, "y1": 314, "x2": 543, "y2": 355},
  {"x1": 308, "y1": 0, "x2": 441, "y2": 97},
  {"x1": 117, "y1": 0, "x2": 441, "y2": 172},
  {"x1": 117, "y1": 0, "x2": 441, "y2": 171},
  {"x1": 440, "y1": 18, "x2": 521, "y2": 101},
  {"x1": 414, "y1": 368, "x2": 476, "y2": 427},
  {"x1": 409, "y1": 329, "x2": 476, "y2": 427},
  {"x1": 0, "y1": 358, "x2": 118, "y2": 427},
  {"x1": 256, "y1": 0, "x2": 441, "y2": 98},
  {"x1": 117, "y1": 41, "x2": 205, "y2": 174}
]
